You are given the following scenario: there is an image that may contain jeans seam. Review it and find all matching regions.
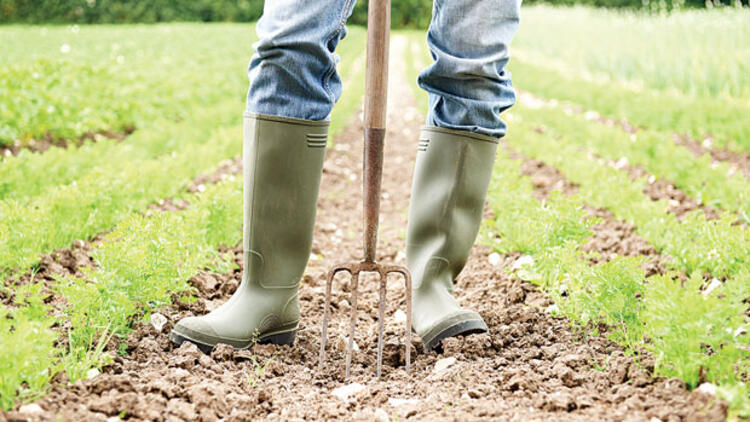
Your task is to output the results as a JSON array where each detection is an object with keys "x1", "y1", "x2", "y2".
[{"x1": 322, "y1": 0, "x2": 355, "y2": 104}]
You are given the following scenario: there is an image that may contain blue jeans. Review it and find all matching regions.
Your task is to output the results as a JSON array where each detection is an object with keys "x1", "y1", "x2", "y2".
[{"x1": 246, "y1": 0, "x2": 520, "y2": 139}]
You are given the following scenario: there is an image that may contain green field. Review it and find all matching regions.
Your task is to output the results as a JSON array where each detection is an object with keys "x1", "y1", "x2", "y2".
[
  {"x1": 0, "y1": 22, "x2": 368, "y2": 409},
  {"x1": 1, "y1": 5, "x2": 749, "y2": 418}
]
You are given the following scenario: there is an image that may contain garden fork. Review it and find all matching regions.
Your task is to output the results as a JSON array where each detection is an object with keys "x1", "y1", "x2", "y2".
[{"x1": 318, "y1": 0, "x2": 412, "y2": 380}]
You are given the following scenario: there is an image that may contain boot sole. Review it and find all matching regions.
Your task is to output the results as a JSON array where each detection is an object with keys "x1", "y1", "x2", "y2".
[
  {"x1": 422, "y1": 318, "x2": 488, "y2": 353},
  {"x1": 169, "y1": 328, "x2": 296, "y2": 355}
]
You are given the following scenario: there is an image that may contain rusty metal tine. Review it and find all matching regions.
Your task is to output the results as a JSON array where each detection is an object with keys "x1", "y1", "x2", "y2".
[
  {"x1": 376, "y1": 270, "x2": 388, "y2": 378},
  {"x1": 319, "y1": 266, "x2": 348, "y2": 371},
  {"x1": 345, "y1": 271, "x2": 361, "y2": 380},
  {"x1": 387, "y1": 267, "x2": 412, "y2": 374},
  {"x1": 403, "y1": 269, "x2": 412, "y2": 374}
]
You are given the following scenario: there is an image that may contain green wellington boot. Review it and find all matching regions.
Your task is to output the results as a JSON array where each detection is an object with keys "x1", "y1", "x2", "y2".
[
  {"x1": 170, "y1": 113, "x2": 328, "y2": 353},
  {"x1": 406, "y1": 126, "x2": 498, "y2": 352}
]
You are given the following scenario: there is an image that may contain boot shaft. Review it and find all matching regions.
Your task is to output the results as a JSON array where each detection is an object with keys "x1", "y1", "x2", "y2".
[
  {"x1": 243, "y1": 113, "x2": 329, "y2": 289},
  {"x1": 406, "y1": 126, "x2": 498, "y2": 290}
]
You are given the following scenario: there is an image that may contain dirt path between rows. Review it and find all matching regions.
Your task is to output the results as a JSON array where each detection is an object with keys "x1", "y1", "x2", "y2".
[{"x1": 3, "y1": 37, "x2": 725, "y2": 422}]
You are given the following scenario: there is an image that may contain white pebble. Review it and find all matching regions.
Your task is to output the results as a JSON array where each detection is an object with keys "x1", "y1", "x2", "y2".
[
  {"x1": 488, "y1": 252, "x2": 501, "y2": 267},
  {"x1": 545, "y1": 304, "x2": 560, "y2": 315},
  {"x1": 86, "y1": 368, "x2": 100, "y2": 379},
  {"x1": 702, "y1": 278, "x2": 722, "y2": 296},
  {"x1": 332, "y1": 383, "x2": 366, "y2": 401},
  {"x1": 373, "y1": 408, "x2": 389, "y2": 422},
  {"x1": 18, "y1": 403, "x2": 43, "y2": 414},
  {"x1": 393, "y1": 309, "x2": 407, "y2": 324},
  {"x1": 511, "y1": 255, "x2": 534, "y2": 270},
  {"x1": 734, "y1": 326, "x2": 747, "y2": 338},
  {"x1": 150, "y1": 312, "x2": 168, "y2": 332},
  {"x1": 433, "y1": 357, "x2": 456, "y2": 374},
  {"x1": 697, "y1": 382, "x2": 716, "y2": 396},
  {"x1": 387, "y1": 397, "x2": 419, "y2": 406}
]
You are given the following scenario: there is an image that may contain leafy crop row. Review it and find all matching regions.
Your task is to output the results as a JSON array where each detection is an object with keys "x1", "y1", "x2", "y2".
[
  {"x1": 0, "y1": 24, "x2": 256, "y2": 147},
  {"x1": 0, "y1": 26, "x2": 367, "y2": 274},
  {"x1": 507, "y1": 117, "x2": 750, "y2": 279},
  {"x1": 0, "y1": 176, "x2": 241, "y2": 409},
  {"x1": 0, "y1": 122, "x2": 242, "y2": 272},
  {"x1": 512, "y1": 101, "x2": 750, "y2": 219},
  {"x1": 508, "y1": 59, "x2": 750, "y2": 153},
  {"x1": 484, "y1": 140, "x2": 750, "y2": 417},
  {"x1": 403, "y1": 32, "x2": 749, "y2": 415},
  {"x1": 0, "y1": 101, "x2": 238, "y2": 203},
  {"x1": 0, "y1": 27, "x2": 367, "y2": 408}
]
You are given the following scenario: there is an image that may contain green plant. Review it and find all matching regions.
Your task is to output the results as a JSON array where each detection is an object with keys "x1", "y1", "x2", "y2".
[
  {"x1": 246, "y1": 352, "x2": 278, "y2": 388},
  {"x1": 0, "y1": 284, "x2": 58, "y2": 409}
]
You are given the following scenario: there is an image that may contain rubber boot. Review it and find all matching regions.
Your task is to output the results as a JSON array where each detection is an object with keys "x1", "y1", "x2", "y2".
[
  {"x1": 406, "y1": 126, "x2": 498, "y2": 352},
  {"x1": 170, "y1": 113, "x2": 328, "y2": 353}
]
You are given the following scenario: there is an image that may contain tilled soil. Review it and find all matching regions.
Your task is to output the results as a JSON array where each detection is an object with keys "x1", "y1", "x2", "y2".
[{"x1": 2, "y1": 39, "x2": 726, "y2": 421}]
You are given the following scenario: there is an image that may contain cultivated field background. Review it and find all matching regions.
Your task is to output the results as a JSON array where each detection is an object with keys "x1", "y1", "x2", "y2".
[{"x1": 1, "y1": 5, "x2": 749, "y2": 421}]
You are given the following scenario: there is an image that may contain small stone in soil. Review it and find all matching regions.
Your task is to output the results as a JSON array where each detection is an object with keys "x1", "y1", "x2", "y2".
[
  {"x1": 332, "y1": 383, "x2": 366, "y2": 401},
  {"x1": 18, "y1": 403, "x2": 44, "y2": 414},
  {"x1": 373, "y1": 408, "x2": 389, "y2": 422},
  {"x1": 393, "y1": 309, "x2": 407, "y2": 323},
  {"x1": 697, "y1": 382, "x2": 716, "y2": 396},
  {"x1": 336, "y1": 335, "x2": 359, "y2": 353},
  {"x1": 388, "y1": 398, "x2": 420, "y2": 406},
  {"x1": 150, "y1": 312, "x2": 168, "y2": 332},
  {"x1": 702, "y1": 278, "x2": 722, "y2": 295},
  {"x1": 488, "y1": 252, "x2": 501, "y2": 266},
  {"x1": 511, "y1": 255, "x2": 534, "y2": 270},
  {"x1": 433, "y1": 357, "x2": 457, "y2": 375}
]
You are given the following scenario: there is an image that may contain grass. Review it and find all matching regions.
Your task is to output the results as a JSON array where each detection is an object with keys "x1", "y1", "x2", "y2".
[
  {"x1": 509, "y1": 59, "x2": 750, "y2": 153},
  {"x1": 0, "y1": 25, "x2": 366, "y2": 273},
  {"x1": 512, "y1": 100, "x2": 750, "y2": 219},
  {"x1": 513, "y1": 5, "x2": 750, "y2": 100},
  {"x1": 508, "y1": 6, "x2": 750, "y2": 153},
  {"x1": 0, "y1": 24, "x2": 252, "y2": 147}
]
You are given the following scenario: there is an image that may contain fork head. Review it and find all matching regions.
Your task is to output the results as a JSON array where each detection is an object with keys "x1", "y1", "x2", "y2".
[{"x1": 318, "y1": 260, "x2": 412, "y2": 380}]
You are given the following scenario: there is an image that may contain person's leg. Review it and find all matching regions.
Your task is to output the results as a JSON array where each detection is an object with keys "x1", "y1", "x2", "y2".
[
  {"x1": 418, "y1": 0, "x2": 520, "y2": 137},
  {"x1": 171, "y1": 0, "x2": 356, "y2": 353},
  {"x1": 407, "y1": 0, "x2": 521, "y2": 352},
  {"x1": 246, "y1": 0, "x2": 357, "y2": 120}
]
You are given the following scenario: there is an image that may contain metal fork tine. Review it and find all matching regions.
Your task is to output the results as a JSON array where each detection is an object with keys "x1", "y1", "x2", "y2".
[
  {"x1": 376, "y1": 270, "x2": 387, "y2": 378},
  {"x1": 345, "y1": 271, "x2": 360, "y2": 380},
  {"x1": 318, "y1": 262, "x2": 411, "y2": 379},
  {"x1": 403, "y1": 269, "x2": 412, "y2": 374},
  {"x1": 386, "y1": 267, "x2": 412, "y2": 374},
  {"x1": 319, "y1": 266, "x2": 341, "y2": 371}
]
